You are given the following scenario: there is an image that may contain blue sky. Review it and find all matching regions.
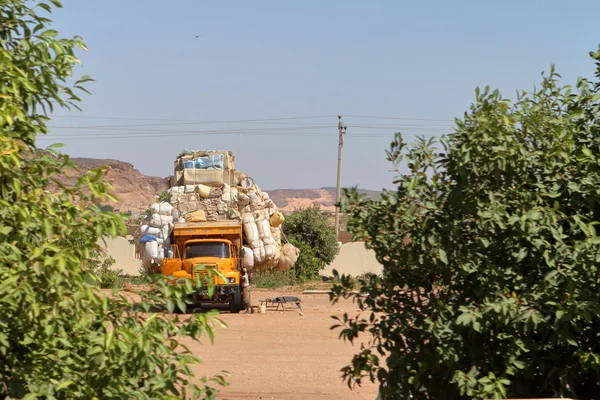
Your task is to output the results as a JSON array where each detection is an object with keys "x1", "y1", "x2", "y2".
[{"x1": 42, "y1": 0, "x2": 600, "y2": 190}]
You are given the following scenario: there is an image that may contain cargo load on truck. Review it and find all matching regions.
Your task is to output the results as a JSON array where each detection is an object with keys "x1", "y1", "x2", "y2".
[{"x1": 133, "y1": 150, "x2": 299, "y2": 273}]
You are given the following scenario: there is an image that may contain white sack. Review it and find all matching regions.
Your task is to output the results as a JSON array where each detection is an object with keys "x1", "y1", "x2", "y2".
[
  {"x1": 262, "y1": 236, "x2": 275, "y2": 246},
  {"x1": 253, "y1": 242, "x2": 266, "y2": 264},
  {"x1": 244, "y1": 223, "x2": 259, "y2": 244},
  {"x1": 242, "y1": 213, "x2": 259, "y2": 243},
  {"x1": 155, "y1": 251, "x2": 164, "y2": 265},
  {"x1": 271, "y1": 226, "x2": 282, "y2": 244},
  {"x1": 237, "y1": 193, "x2": 250, "y2": 207},
  {"x1": 159, "y1": 224, "x2": 173, "y2": 240},
  {"x1": 256, "y1": 218, "x2": 272, "y2": 240},
  {"x1": 241, "y1": 213, "x2": 254, "y2": 224},
  {"x1": 222, "y1": 185, "x2": 238, "y2": 203},
  {"x1": 249, "y1": 239, "x2": 262, "y2": 250},
  {"x1": 248, "y1": 190, "x2": 260, "y2": 204},
  {"x1": 144, "y1": 241, "x2": 159, "y2": 260},
  {"x1": 138, "y1": 224, "x2": 161, "y2": 239},
  {"x1": 169, "y1": 186, "x2": 185, "y2": 194},
  {"x1": 158, "y1": 202, "x2": 173, "y2": 216},
  {"x1": 149, "y1": 214, "x2": 174, "y2": 228},
  {"x1": 242, "y1": 246, "x2": 254, "y2": 269},
  {"x1": 264, "y1": 244, "x2": 277, "y2": 261}
]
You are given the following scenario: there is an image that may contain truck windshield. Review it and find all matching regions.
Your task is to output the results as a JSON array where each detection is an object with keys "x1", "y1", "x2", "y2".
[{"x1": 184, "y1": 242, "x2": 230, "y2": 259}]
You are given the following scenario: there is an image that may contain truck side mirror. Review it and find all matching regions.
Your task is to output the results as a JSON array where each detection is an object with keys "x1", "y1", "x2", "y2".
[{"x1": 240, "y1": 248, "x2": 245, "y2": 258}]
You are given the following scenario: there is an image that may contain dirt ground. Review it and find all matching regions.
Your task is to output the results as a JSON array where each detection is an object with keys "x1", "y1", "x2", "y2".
[{"x1": 185, "y1": 289, "x2": 379, "y2": 400}]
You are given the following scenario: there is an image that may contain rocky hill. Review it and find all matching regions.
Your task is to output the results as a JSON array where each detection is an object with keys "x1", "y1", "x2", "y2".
[
  {"x1": 59, "y1": 158, "x2": 169, "y2": 212},
  {"x1": 267, "y1": 187, "x2": 381, "y2": 212},
  {"x1": 65, "y1": 158, "x2": 380, "y2": 213}
]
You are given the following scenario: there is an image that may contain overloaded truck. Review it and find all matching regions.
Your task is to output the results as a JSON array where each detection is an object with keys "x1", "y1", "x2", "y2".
[
  {"x1": 162, "y1": 220, "x2": 245, "y2": 313},
  {"x1": 135, "y1": 150, "x2": 299, "y2": 312}
]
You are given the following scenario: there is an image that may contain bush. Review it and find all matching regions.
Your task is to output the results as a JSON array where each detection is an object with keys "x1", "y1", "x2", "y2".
[
  {"x1": 331, "y1": 48, "x2": 600, "y2": 399},
  {"x1": 251, "y1": 270, "x2": 296, "y2": 289},
  {"x1": 283, "y1": 206, "x2": 339, "y2": 282},
  {"x1": 84, "y1": 256, "x2": 123, "y2": 289},
  {"x1": 0, "y1": 2, "x2": 225, "y2": 398}
]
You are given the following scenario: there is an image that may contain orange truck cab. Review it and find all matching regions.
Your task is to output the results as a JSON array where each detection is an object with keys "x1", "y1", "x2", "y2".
[{"x1": 162, "y1": 220, "x2": 245, "y2": 313}]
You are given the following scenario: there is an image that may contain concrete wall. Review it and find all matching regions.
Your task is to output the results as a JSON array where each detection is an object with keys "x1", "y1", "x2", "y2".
[
  {"x1": 98, "y1": 237, "x2": 383, "y2": 279},
  {"x1": 320, "y1": 242, "x2": 382, "y2": 277},
  {"x1": 97, "y1": 235, "x2": 141, "y2": 276}
]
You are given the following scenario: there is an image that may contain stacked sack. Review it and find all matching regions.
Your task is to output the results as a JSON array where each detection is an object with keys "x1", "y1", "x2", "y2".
[
  {"x1": 134, "y1": 202, "x2": 174, "y2": 269},
  {"x1": 166, "y1": 177, "x2": 289, "y2": 271},
  {"x1": 139, "y1": 159, "x2": 299, "y2": 272}
]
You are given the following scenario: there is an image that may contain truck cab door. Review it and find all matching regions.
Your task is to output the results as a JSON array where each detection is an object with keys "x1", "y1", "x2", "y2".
[{"x1": 162, "y1": 244, "x2": 183, "y2": 276}]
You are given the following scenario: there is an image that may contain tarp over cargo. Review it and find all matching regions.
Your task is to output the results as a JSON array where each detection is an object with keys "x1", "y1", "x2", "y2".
[{"x1": 171, "y1": 150, "x2": 235, "y2": 187}]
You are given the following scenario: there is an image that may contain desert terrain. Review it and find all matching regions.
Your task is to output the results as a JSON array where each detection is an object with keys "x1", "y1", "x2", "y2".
[{"x1": 183, "y1": 289, "x2": 378, "y2": 400}]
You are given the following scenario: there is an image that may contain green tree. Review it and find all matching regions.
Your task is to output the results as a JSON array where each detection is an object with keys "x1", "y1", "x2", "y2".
[
  {"x1": 283, "y1": 206, "x2": 339, "y2": 282},
  {"x1": 0, "y1": 1, "x2": 225, "y2": 398},
  {"x1": 331, "y1": 48, "x2": 600, "y2": 399}
]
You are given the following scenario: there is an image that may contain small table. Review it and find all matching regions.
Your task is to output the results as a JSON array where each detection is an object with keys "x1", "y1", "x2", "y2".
[{"x1": 260, "y1": 296, "x2": 303, "y2": 312}]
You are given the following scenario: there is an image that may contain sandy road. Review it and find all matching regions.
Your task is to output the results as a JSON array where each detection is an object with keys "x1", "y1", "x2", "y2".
[{"x1": 186, "y1": 289, "x2": 379, "y2": 400}]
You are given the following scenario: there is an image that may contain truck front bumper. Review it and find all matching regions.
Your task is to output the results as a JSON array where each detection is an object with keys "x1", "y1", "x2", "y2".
[{"x1": 193, "y1": 284, "x2": 240, "y2": 298}]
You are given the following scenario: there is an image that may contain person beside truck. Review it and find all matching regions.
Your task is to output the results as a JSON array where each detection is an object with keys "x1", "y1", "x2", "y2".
[{"x1": 240, "y1": 267, "x2": 252, "y2": 314}]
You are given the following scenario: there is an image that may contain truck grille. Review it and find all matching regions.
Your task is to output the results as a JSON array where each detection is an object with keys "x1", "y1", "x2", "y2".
[{"x1": 193, "y1": 264, "x2": 214, "y2": 288}]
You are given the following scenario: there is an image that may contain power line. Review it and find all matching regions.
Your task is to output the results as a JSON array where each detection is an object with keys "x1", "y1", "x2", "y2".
[
  {"x1": 49, "y1": 120, "x2": 333, "y2": 129},
  {"x1": 50, "y1": 113, "x2": 455, "y2": 123},
  {"x1": 345, "y1": 114, "x2": 454, "y2": 122},
  {"x1": 41, "y1": 123, "x2": 452, "y2": 140},
  {"x1": 49, "y1": 114, "x2": 339, "y2": 123},
  {"x1": 47, "y1": 124, "x2": 452, "y2": 134},
  {"x1": 38, "y1": 130, "x2": 449, "y2": 141},
  {"x1": 46, "y1": 125, "x2": 334, "y2": 135},
  {"x1": 38, "y1": 115, "x2": 455, "y2": 141},
  {"x1": 40, "y1": 130, "x2": 452, "y2": 140},
  {"x1": 46, "y1": 125, "x2": 452, "y2": 136},
  {"x1": 349, "y1": 125, "x2": 451, "y2": 131},
  {"x1": 48, "y1": 121, "x2": 454, "y2": 129}
]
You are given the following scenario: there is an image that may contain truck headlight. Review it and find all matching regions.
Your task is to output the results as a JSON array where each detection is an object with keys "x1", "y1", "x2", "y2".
[{"x1": 228, "y1": 278, "x2": 236, "y2": 283}]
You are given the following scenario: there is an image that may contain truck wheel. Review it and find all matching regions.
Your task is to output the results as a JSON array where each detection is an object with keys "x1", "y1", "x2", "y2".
[{"x1": 229, "y1": 290, "x2": 242, "y2": 313}]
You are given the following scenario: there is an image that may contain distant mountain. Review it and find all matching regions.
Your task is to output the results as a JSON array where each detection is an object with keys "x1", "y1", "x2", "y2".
[
  {"x1": 63, "y1": 158, "x2": 380, "y2": 213},
  {"x1": 64, "y1": 158, "x2": 169, "y2": 213},
  {"x1": 267, "y1": 187, "x2": 381, "y2": 212}
]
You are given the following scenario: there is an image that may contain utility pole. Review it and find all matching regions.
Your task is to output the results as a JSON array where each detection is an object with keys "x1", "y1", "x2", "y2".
[{"x1": 334, "y1": 115, "x2": 346, "y2": 240}]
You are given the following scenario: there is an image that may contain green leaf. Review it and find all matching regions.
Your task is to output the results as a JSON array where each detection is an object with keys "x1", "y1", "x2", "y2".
[
  {"x1": 40, "y1": 29, "x2": 59, "y2": 38},
  {"x1": 56, "y1": 380, "x2": 75, "y2": 391},
  {"x1": 438, "y1": 248, "x2": 448, "y2": 264},
  {"x1": 166, "y1": 299, "x2": 175, "y2": 313},
  {"x1": 582, "y1": 147, "x2": 592, "y2": 157},
  {"x1": 176, "y1": 299, "x2": 187, "y2": 313},
  {"x1": 105, "y1": 328, "x2": 114, "y2": 350},
  {"x1": 456, "y1": 312, "x2": 472, "y2": 326}
]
